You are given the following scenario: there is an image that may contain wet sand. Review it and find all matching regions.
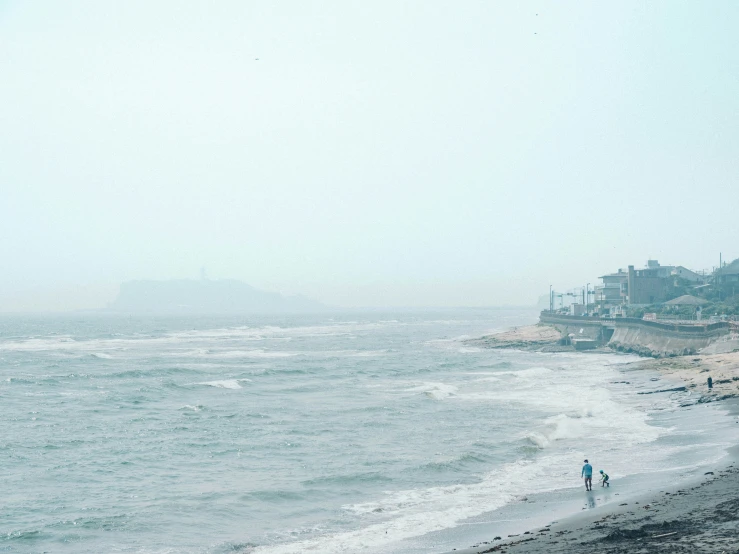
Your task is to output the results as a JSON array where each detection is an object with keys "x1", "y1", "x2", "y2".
[
  {"x1": 451, "y1": 460, "x2": 739, "y2": 553},
  {"x1": 446, "y1": 352, "x2": 739, "y2": 554}
]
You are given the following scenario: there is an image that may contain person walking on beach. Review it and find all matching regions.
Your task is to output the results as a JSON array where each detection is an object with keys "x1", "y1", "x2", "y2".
[
  {"x1": 582, "y1": 459, "x2": 593, "y2": 491},
  {"x1": 599, "y1": 469, "x2": 610, "y2": 487}
]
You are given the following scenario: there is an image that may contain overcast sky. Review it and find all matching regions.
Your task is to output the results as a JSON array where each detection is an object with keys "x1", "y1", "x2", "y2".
[{"x1": 1, "y1": 1, "x2": 738, "y2": 310}]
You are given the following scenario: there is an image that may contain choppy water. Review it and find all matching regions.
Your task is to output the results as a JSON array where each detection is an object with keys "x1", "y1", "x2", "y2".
[{"x1": 2, "y1": 309, "x2": 737, "y2": 554}]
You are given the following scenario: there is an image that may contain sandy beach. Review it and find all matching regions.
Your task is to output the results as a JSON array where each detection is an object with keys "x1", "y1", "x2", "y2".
[
  {"x1": 447, "y1": 350, "x2": 739, "y2": 554},
  {"x1": 634, "y1": 350, "x2": 739, "y2": 403},
  {"x1": 452, "y1": 458, "x2": 739, "y2": 553}
]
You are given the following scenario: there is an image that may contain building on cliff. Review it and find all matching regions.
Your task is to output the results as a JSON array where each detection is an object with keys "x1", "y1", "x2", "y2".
[
  {"x1": 595, "y1": 261, "x2": 673, "y2": 309},
  {"x1": 597, "y1": 260, "x2": 706, "y2": 313},
  {"x1": 627, "y1": 263, "x2": 671, "y2": 305},
  {"x1": 595, "y1": 270, "x2": 628, "y2": 312},
  {"x1": 720, "y1": 258, "x2": 739, "y2": 283},
  {"x1": 671, "y1": 266, "x2": 704, "y2": 283}
]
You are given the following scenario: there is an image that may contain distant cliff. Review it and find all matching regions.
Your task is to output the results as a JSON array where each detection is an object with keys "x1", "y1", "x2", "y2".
[{"x1": 109, "y1": 280, "x2": 326, "y2": 314}]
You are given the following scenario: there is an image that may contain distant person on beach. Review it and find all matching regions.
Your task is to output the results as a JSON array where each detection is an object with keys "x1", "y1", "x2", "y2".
[
  {"x1": 707, "y1": 376, "x2": 713, "y2": 389},
  {"x1": 599, "y1": 470, "x2": 610, "y2": 487},
  {"x1": 582, "y1": 459, "x2": 593, "y2": 491}
]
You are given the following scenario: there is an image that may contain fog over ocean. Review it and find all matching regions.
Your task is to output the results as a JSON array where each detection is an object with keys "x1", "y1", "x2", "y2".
[
  {"x1": 3, "y1": 309, "x2": 738, "y2": 553},
  {"x1": 2, "y1": 2, "x2": 739, "y2": 552}
]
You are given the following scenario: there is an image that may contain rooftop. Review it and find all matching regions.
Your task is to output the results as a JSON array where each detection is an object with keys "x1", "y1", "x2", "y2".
[
  {"x1": 722, "y1": 258, "x2": 739, "y2": 275},
  {"x1": 599, "y1": 272, "x2": 628, "y2": 279},
  {"x1": 663, "y1": 295, "x2": 707, "y2": 306}
]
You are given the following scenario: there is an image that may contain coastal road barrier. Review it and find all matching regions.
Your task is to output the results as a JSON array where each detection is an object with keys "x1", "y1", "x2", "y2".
[
  {"x1": 539, "y1": 312, "x2": 731, "y2": 357},
  {"x1": 539, "y1": 312, "x2": 731, "y2": 335}
]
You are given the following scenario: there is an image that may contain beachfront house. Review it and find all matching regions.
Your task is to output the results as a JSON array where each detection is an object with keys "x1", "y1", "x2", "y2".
[
  {"x1": 671, "y1": 266, "x2": 705, "y2": 283},
  {"x1": 595, "y1": 260, "x2": 711, "y2": 315},
  {"x1": 663, "y1": 294, "x2": 707, "y2": 307},
  {"x1": 720, "y1": 258, "x2": 739, "y2": 283},
  {"x1": 627, "y1": 263, "x2": 670, "y2": 305},
  {"x1": 663, "y1": 295, "x2": 707, "y2": 320},
  {"x1": 596, "y1": 270, "x2": 628, "y2": 315},
  {"x1": 598, "y1": 260, "x2": 706, "y2": 310}
]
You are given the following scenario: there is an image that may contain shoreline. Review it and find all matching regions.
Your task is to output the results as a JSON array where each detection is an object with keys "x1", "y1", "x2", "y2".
[
  {"x1": 629, "y1": 352, "x2": 739, "y2": 404},
  {"x1": 450, "y1": 453, "x2": 739, "y2": 553},
  {"x1": 470, "y1": 319, "x2": 739, "y2": 358},
  {"x1": 444, "y1": 350, "x2": 739, "y2": 554}
]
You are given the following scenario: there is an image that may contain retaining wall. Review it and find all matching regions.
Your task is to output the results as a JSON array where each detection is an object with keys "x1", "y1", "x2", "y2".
[{"x1": 539, "y1": 312, "x2": 731, "y2": 357}]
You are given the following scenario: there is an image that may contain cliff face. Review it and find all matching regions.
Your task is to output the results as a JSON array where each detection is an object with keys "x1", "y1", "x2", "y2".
[{"x1": 109, "y1": 280, "x2": 326, "y2": 314}]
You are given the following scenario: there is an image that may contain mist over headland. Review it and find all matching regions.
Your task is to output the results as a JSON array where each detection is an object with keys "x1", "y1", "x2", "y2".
[
  {"x1": 1, "y1": 2, "x2": 738, "y2": 312},
  {"x1": 109, "y1": 279, "x2": 326, "y2": 314},
  {"x1": 3, "y1": 4, "x2": 739, "y2": 553}
]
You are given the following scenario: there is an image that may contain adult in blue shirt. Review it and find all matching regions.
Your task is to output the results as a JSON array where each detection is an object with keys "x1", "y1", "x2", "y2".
[{"x1": 582, "y1": 459, "x2": 593, "y2": 491}]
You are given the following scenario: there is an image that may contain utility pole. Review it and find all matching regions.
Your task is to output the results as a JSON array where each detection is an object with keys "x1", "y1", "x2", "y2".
[{"x1": 549, "y1": 285, "x2": 553, "y2": 312}]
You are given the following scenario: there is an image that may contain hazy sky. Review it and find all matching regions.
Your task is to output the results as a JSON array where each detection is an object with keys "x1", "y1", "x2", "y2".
[{"x1": 1, "y1": 1, "x2": 738, "y2": 310}]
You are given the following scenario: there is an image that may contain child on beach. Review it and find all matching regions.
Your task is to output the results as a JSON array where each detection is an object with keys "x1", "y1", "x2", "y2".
[{"x1": 599, "y1": 470, "x2": 609, "y2": 487}]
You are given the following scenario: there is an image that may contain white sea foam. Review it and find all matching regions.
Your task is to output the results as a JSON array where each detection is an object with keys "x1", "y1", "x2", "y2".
[
  {"x1": 0, "y1": 337, "x2": 82, "y2": 352},
  {"x1": 347, "y1": 350, "x2": 388, "y2": 357},
  {"x1": 0, "y1": 319, "x2": 411, "y2": 355},
  {"x1": 176, "y1": 349, "x2": 210, "y2": 357},
  {"x1": 404, "y1": 382, "x2": 458, "y2": 400},
  {"x1": 524, "y1": 413, "x2": 595, "y2": 448},
  {"x1": 201, "y1": 348, "x2": 387, "y2": 359},
  {"x1": 457, "y1": 346, "x2": 481, "y2": 353},
  {"x1": 492, "y1": 365, "x2": 554, "y2": 378},
  {"x1": 179, "y1": 404, "x2": 204, "y2": 411},
  {"x1": 175, "y1": 348, "x2": 299, "y2": 359},
  {"x1": 214, "y1": 350, "x2": 298, "y2": 359},
  {"x1": 252, "y1": 397, "x2": 717, "y2": 554},
  {"x1": 471, "y1": 375, "x2": 501, "y2": 383},
  {"x1": 459, "y1": 358, "x2": 665, "y2": 448},
  {"x1": 7, "y1": 311, "x2": 730, "y2": 554},
  {"x1": 194, "y1": 379, "x2": 251, "y2": 389},
  {"x1": 253, "y1": 454, "x2": 577, "y2": 554},
  {"x1": 167, "y1": 321, "x2": 391, "y2": 342}
]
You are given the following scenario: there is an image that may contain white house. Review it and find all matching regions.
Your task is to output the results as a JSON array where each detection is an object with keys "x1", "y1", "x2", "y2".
[{"x1": 671, "y1": 266, "x2": 704, "y2": 283}]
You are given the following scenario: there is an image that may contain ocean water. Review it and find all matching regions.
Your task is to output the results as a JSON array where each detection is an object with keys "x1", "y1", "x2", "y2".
[{"x1": 2, "y1": 309, "x2": 738, "y2": 554}]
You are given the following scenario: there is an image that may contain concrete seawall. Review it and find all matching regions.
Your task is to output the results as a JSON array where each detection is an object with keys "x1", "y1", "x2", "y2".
[
  {"x1": 539, "y1": 313, "x2": 732, "y2": 357},
  {"x1": 607, "y1": 325, "x2": 727, "y2": 357}
]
